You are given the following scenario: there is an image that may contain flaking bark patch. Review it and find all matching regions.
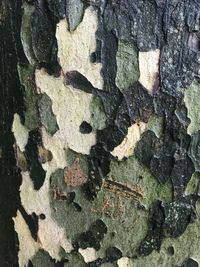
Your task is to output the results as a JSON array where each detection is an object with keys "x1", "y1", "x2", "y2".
[
  {"x1": 9, "y1": 0, "x2": 200, "y2": 266},
  {"x1": 64, "y1": 158, "x2": 88, "y2": 187},
  {"x1": 37, "y1": 145, "x2": 53, "y2": 164}
]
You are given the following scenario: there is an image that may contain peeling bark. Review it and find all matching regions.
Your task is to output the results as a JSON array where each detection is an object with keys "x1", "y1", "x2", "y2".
[{"x1": 1, "y1": 0, "x2": 200, "y2": 267}]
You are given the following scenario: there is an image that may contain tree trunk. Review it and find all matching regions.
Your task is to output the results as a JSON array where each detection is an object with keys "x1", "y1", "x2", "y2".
[{"x1": 1, "y1": 0, "x2": 200, "y2": 267}]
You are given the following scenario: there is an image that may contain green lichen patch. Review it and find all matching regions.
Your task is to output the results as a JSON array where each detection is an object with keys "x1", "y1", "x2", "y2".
[
  {"x1": 38, "y1": 93, "x2": 59, "y2": 135},
  {"x1": 115, "y1": 40, "x2": 139, "y2": 92},
  {"x1": 18, "y1": 64, "x2": 40, "y2": 130}
]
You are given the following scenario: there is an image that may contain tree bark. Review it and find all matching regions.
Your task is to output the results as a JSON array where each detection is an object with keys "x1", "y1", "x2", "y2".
[{"x1": 1, "y1": 1, "x2": 200, "y2": 267}]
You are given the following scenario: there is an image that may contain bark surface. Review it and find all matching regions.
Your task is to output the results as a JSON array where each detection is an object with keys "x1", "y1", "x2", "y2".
[{"x1": 1, "y1": 0, "x2": 200, "y2": 267}]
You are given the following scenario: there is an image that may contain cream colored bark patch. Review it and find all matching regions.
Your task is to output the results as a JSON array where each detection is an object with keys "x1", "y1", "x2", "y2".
[
  {"x1": 41, "y1": 127, "x2": 67, "y2": 170},
  {"x1": 38, "y1": 218, "x2": 73, "y2": 257},
  {"x1": 35, "y1": 7, "x2": 102, "y2": 155},
  {"x1": 35, "y1": 71, "x2": 96, "y2": 155},
  {"x1": 79, "y1": 247, "x2": 97, "y2": 263},
  {"x1": 139, "y1": 49, "x2": 160, "y2": 92},
  {"x1": 14, "y1": 211, "x2": 39, "y2": 267},
  {"x1": 117, "y1": 257, "x2": 133, "y2": 267},
  {"x1": 20, "y1": 169, "x2": 73, "y2": 260},
  {"x1": 56, "y1": 7, "x2": 103, "y2": 89},
  {"x1": 12, "y1": 113, "x2": 29, "y2": 151},
  {"x1": 111, "y1": 122, "x2": 146, "y2": 160}
]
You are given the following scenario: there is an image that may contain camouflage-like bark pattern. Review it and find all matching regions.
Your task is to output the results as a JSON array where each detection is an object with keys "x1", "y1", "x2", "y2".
[{"x1": 1, "y1": 0, "x2": 200, "y2": 266}]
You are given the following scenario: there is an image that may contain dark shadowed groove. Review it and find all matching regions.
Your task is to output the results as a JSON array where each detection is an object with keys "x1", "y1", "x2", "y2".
[{"x1": 0, "y1": 0, "x2": 24, "y2": 266}]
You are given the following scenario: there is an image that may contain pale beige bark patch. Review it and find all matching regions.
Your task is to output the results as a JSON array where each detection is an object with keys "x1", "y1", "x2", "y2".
[
  {"x1": 35, "y1": 7, "x2": 103, "y2": 155},
  {"x1": 19, "y1": 170, "x2": 73, "y2": 261},
  {"x1": 56, "y1": 7, "x2": 103, "y2": 89},
  {"x1": 111, "y1": 122, "x2": 146, "y2": 160},
  {"x1": 14, "y1": 211, "x2": 39, "y2": 267},
  {"x1": 35, "y1": 71, "x2": 96, "y2": 155},
  {"x1": 78, "y1": 247, "x2": 97, "y2": 263},
  {"x1": 139, "y1": 49, "x2": 160, "y2": 92},
  {"x1": 38, "y1": 218, "x2": 73, "y2": 258},
  {"x1": 12, "y1": 113, "x2": 29, "y2": 152},
  {"x1": 117, "y1": 257, "x2": 133, "y2": 267}
]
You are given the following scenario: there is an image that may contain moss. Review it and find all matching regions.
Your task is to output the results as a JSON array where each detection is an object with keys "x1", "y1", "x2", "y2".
[{"x1": 18, "y1": 64, "x2": 40, "y2": 130}]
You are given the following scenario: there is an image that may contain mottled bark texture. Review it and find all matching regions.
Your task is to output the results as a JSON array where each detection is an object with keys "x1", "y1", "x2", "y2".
[{"x1": 1, "y1": 0, "x2": 200, "y2": 267}]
